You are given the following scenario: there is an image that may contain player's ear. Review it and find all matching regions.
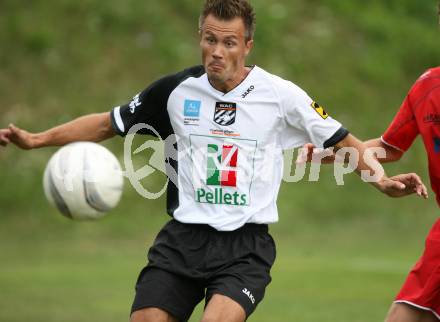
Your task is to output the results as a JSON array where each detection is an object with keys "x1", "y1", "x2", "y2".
[{"x1": 244, "y1": 39, "x2": 253, "y2": 57}]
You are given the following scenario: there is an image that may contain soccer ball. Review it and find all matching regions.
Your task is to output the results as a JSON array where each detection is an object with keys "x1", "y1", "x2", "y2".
[{"x1": 43, "y1": 142, "x2": 123, "y2": 220}]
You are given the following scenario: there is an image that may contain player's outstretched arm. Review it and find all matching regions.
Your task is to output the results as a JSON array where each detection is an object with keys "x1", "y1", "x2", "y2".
[
  {"x1": 363, "y1": 138, "x2": 404, "y2": 163},
  {"x1": 333, "y1": 133, "x2": 428, "y2": 199},
  {"x1": 300, "y1": 137, "x2": 404, "y2": 165},
  {"x1": 0, "y1": 112, "x2": 115, "y2": 150}
]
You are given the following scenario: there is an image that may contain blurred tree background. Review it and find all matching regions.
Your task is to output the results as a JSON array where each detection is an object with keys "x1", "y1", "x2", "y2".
[{"x1": 0, "y1": 1, "x2": 439, "y2": 321}]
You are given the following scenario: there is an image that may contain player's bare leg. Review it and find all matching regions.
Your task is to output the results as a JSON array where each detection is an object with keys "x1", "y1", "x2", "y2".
[
  {"x1": 385, "y1": 302, "x2": 439, "y2": 322},
  {"x1": 200, "y1": 294, "x2": 246, "y2": 322},
  {"x1": 130, "y1": 307, "x2": 179, "y2": 322}
]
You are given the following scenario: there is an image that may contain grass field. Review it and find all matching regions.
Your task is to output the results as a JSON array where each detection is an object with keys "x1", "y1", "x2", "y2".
[
  {"x1": 0, "y1": 210, "x2": 433, "y2": 322},
  {"x1": 0, "y1": 165, "x2": 437, "y2": 322},
  {"x1": 0, "y1": 211, "x2": 436, "y2": 322},
  {"x1": 1, "y1": 0, "x2": 439, "y2": 321}
]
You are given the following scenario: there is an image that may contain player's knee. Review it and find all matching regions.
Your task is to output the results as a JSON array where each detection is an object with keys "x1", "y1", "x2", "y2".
[
  {"x1": 200, "y1": 311, "x2": 245, "y2": 322},
  {"x1": 130, "y1": 307, "x2": 177, "y2": 322},
  {"x1": 200, "y1": 311, "x2": 227, "y2": 322},
  {"x1": 200, "y1": 316, "x2": 218, "y2": 322}
]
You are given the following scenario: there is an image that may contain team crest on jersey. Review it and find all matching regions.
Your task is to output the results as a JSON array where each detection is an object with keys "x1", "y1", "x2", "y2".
[
  {"x1": 214, "y1": 102, "x2": 237, "y2": 126},
  {"x1": 311, "y1": 101, "x2": 329, "y2": 119}
]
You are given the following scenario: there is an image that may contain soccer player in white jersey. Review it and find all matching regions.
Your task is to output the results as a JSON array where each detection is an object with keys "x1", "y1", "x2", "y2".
[{"x1": 0, "y1": 1, "x2": 428, "y2": 321}]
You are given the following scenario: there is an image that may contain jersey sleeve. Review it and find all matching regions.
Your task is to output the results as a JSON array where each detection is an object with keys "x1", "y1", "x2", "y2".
[
  {"x1": 280, "y1": 82, "x2": 349, "y2": 149},
  {"x1": 382, "y1": 94, "x2": 419, "y2": 152},
  {"x1": 110, "y1": 66, "x2": 204, "y2": 138},
  {"x1": 110, "y1": 75, "x2": 174, "y2": 138}
]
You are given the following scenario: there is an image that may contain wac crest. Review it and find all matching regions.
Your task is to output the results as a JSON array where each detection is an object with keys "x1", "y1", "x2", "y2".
[{"x1": 214, "y1": 102, "x2": 237, "y2": 126}]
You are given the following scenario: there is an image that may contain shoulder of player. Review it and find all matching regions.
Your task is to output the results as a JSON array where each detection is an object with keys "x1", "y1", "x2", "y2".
[
  {"x1": 403, "y1": 67, "x2": 440, "y2": 111},
  {"x1": 408, "y1": 67, "x2": 440, "y2": 98},
  {"x1": 415, "y1": 67, "x2": 440, "y2": 87},
  {"x1": 148, "y1": 65, "x2": 205, "y2": 90},
  {"x1": 254, "y1": 66, "x2": 308, "y2": 99},
  {"x1": 138, "y1": 65, "x2": 205, "y2": 101}
]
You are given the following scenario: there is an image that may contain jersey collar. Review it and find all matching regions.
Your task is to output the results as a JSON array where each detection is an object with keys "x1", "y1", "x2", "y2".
[{"x1": 205, "y1": 65, "x2": 256, "y2": 97}]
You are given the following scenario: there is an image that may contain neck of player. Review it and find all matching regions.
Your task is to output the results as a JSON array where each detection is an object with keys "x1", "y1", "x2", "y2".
[{"x1": 210, "y1": 66, "x2": 251, "y2": 93}]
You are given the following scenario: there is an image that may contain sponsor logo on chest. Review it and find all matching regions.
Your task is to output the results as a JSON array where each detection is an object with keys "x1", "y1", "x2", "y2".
[
  {"x1": 196, "y1": 143, "x2": 247, "y2": 205},
  {"x1": 190, "y1": 135, "x2": 257, "y2": 207},
  {"x1": 183, "y1": 99, "x2": 201, "y2": 126}
]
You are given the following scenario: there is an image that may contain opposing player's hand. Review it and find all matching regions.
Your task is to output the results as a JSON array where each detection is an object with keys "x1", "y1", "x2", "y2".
[
  {"x1": 296, "y1": 143, "x2": 315, "y2": 164},
  {"x1": 6, "y1": 124, "x2": 36, "y2": 150},
  {"x1": 297, "y1": 143, "x2": 337, "y2": 164},
  {"x1": 376, "y1": 173, "x2": 428, "y2": 199},
  {"x1": 390, "y1": 173, "x2": 428, "y2": 198},
  {"x1": 0, "y1": 128, "x2": 12, "y2": 147}
]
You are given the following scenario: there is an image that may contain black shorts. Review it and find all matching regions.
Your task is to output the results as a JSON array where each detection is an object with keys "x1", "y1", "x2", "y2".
[{"x1": 131, "y1": 219, "x2": 276, "y2": 321}]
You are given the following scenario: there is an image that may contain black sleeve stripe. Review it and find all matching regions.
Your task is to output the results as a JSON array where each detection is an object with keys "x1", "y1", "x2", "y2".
[{"x1": 323, "y1": 127, "x2": 350, "y2": 149}]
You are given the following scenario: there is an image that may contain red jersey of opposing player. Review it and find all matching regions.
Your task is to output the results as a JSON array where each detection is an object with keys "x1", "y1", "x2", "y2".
[
  {"x1": 382, "y1": 67, "x2": 440, "y2": 207},
  {"x1": 382, "y1": 67, "x2": 440, "y2": 317}
]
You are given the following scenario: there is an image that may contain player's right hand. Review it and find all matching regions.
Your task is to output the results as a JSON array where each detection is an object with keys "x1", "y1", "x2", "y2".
[
  {"x1": 0, "y1": 128, "x2": 12, "y2": 147},
  {"x1": 2, "y1": 124, "x2": 36, "y2": 150}
]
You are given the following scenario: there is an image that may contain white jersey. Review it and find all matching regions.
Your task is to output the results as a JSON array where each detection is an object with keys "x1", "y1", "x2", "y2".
[{"x1": 111, "y1": 65, "x2": 348, "y2": 231}]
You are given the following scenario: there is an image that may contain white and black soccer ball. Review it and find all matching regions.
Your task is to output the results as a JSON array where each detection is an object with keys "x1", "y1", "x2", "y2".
[{"x1": 43, "y1": 142, "x2": 123, "y2": 220}]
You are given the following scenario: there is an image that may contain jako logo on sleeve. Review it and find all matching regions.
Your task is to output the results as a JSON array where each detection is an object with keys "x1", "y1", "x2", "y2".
[{"x1": 129, "y1": 93, "x2": 142, "y2": 114}]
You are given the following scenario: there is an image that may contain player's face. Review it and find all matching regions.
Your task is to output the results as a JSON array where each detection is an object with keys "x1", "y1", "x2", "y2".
[{"x1": 200, "y1": 14, "x2": 253, "y2": 92}]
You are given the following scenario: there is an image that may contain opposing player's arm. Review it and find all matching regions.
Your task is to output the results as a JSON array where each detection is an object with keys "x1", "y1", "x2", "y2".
[
  {"x1": 0, "y1": 112, "x2": 115, "y2": 150},
  {"x1": 332, "y1": 133, "x2": 427, "y2": 198},
  {"x1": 363, "y1": 138, "x2": 404, "y2": 163}
]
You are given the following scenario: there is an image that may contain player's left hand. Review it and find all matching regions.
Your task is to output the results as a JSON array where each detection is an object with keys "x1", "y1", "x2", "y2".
[{"x1": 377, "y1": 173, "x2": 428, "y2": 199}]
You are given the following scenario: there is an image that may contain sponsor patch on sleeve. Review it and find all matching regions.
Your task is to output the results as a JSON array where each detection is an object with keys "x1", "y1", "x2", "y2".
[{"x1": 311, "y1": 101, "x2": 329, "y2": 119}]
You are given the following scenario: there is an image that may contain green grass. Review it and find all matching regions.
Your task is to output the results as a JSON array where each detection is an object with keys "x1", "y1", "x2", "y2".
[
  {"x1": 1, "y1": 0, "x2": 440, "y2": 321},
  {"x1": 0, "y1": 209, "x2": 435, "y2": 322}
]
